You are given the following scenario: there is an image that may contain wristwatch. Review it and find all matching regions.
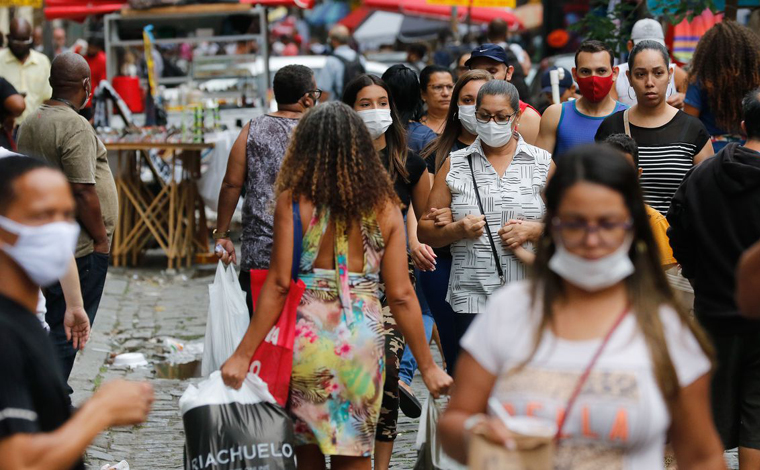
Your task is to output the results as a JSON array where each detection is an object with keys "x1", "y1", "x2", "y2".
[{"x1": 212, "y1": 229, "x2": 231, "y2": 239}]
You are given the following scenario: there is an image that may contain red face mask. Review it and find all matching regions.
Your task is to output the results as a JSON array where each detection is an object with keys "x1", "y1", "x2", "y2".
[{"x1": 576, "y1": 74, "x2": 614, "y2": 103}]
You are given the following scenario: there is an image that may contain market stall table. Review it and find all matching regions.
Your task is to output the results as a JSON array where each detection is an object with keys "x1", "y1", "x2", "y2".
[{"x1": 107, "y1": 142, "x2": 214, "y2": 268}]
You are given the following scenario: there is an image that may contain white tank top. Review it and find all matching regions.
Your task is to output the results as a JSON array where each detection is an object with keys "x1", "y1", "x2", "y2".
[{"x1": 615, "y1": 62, "x2": 677, "y2": 107}]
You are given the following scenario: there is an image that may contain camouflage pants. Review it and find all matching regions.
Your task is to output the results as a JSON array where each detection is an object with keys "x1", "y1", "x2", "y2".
[{"x1": 375, "y1": 254, "x2": 415, "y2": 442}]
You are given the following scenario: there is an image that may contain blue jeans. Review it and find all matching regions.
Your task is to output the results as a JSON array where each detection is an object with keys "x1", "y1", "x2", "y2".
[
  {"x1": 418, "y1": 256, "x2": 463, "y2": 375},
  {"x1": 399, "y1": 271, "x2": 434, "y2": 385}
]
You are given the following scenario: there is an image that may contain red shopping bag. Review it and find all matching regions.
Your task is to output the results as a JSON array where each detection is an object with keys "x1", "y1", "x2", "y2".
[
  {"x1": 247, "y1": 201, "x2": 305, "y2": 407},
  {"x1": 248, "y1": 271, "x2": 305, "y2": 406}
]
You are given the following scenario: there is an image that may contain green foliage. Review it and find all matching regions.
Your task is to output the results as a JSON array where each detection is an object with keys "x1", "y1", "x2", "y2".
[{"x1": 569, "y1": 0, "x2": 719, "y2": 56}]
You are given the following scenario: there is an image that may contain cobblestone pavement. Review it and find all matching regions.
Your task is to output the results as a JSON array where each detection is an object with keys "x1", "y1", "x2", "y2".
[
  {"x1": 74, "y1": 265, "x2": 740, "y2": 470},
  {"x1": 73, "y1": 264, "x2": 435, "y2": 470}
]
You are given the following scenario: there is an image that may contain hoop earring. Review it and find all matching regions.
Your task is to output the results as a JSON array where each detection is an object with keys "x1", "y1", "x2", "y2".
[{"x1": 627, "y1": 86, "x2": 635, "y2": 101}]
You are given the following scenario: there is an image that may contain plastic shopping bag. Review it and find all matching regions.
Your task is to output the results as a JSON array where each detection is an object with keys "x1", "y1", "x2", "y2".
[
  {"x1": 414, "y1": 394, "x2": 466, "y2": 470},
  {"x1": 201, "y1": 262, "x2": 250, "y2": 376},
  {"x1": 180, "y1": 371, "x2": 297, "y2": 470}
]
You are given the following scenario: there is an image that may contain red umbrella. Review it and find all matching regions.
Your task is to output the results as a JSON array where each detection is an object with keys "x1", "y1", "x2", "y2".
[
  {"x1": 339, "y1": 6, "x2": 374, "y2": 31},
  {"x1": 364, "y1": 0, "x2": 522, "y2": 29}
]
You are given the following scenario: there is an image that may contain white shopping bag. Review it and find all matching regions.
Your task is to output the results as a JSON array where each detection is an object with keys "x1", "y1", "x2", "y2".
[
  {"x1": 414, "y1": 394, "x2": 467, "y2": 470},
  {"x1": 201, "y1": 261, "x2": 250, "y2": 376}
]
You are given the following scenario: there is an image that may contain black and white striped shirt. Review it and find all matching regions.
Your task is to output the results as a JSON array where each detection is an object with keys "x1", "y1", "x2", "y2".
[{"x1": 595, "y1": 111, "x2": 711, "y2": 214}]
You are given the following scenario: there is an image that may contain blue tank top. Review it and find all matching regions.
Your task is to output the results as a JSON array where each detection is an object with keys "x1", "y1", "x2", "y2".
[{"x1": 554, "y1": 100, "x2": 628, "y2": 159}]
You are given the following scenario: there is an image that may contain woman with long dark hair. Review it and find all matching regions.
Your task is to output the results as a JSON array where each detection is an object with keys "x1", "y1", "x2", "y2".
[
  {"x1": 685, "y1": 20, "x2": 760, "y2": 151},
  {"x1": 341, "y1": 74, "x2": 436, "y2": 470},
  {"x1": 382, "y1": 64, "x2": 438, "y2": 155},
  {"x1": 438, "y1": 145, "x2": 724, "y2": 468},
  {"x1": 595, "y1": 40, "x2": 713, "y2": 215},
  {"x1": 220, "y1": 102, "x2": 450, "y2": 470},
  {"x1": 419, "y1": 65, "x2": 455, "y2": 134}
]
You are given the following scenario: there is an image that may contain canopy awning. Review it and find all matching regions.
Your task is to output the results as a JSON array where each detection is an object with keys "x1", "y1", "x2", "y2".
[
  {"x1": 338, "y1": 5, "x2": 373, "y2": 31},
  {"x1": 364, "y1": 0, "x2": 522, "y2": 29},
  {"x1": 44, "y1": 0, "x2": 314, "y2": 20}
]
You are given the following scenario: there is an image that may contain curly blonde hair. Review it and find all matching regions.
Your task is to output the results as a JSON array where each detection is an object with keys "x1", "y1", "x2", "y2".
[{"x1": 275, "y1": 102, "x2": 399, "y2": 223}]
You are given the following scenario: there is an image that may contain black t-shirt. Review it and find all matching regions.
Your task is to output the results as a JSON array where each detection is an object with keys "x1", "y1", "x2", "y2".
[
  {"x1": 380, "y1": 148, "x2": 426, "y2": 217},
  {"x1": 0, "y1": 78, "x2": 18, "y2": 150},
  {"x1": 0, "y1": 295, "x2": 83, "y2": 470},
  {"x1": 424, "y1": 139, "x2": 469, "y2": 174},
  {"x1": 595, "y1": 110, "x2": 710, "y2": 214}
]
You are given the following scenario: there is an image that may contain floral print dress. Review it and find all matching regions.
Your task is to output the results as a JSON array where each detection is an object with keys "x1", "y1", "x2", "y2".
[{"x1": 289, "y1": 207, "x2": 386, "y2": 456}]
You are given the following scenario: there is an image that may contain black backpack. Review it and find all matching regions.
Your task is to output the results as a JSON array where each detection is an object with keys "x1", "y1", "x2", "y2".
[{"x1": 332, "y1": 53, "x2": 365, "y2": 96}]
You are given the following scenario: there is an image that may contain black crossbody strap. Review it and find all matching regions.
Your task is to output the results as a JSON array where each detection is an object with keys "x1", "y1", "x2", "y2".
[{"x1": 467, "y1": 155, "x2": 506, "y2": 286}]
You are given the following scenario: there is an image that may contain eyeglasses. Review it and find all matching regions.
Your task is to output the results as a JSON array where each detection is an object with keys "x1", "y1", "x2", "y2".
[
  {"x1": 475, "y1": 111, "x2": 516, "y2": 126},
  {"x1": 551, "y1": 217, "x2": 633, "y2": 248},
  {"x1": 429, "y1": 84, "x2": 454, "y2": 94},
  {"x1": 307, "y1": 89, "x2": 322, "y2": 100}
]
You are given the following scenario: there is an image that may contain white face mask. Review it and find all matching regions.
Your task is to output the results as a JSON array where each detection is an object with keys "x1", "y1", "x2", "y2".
[
  {"x1": 548, "y1": 236, "x2": 635, "y2": 292},
  {"x1": 0, "y1": 215, "x2": 80, "y2": 287},
  {"x1": 476, "y1": 120, "x2": 513, "y2": 148},
  {"x1": 358, "y1": 108, "x2": 393, "y2": 140},
  {"x1": 458, "y1": 105, "x2": 478, "y2": 135}
]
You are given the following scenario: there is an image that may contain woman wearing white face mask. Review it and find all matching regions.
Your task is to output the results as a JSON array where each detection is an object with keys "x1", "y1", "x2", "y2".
[
  {"x1": 438, "y1": 145, "x2": 724, "y2": 469},
  {"x1": 341, "y1": 74, "x2": 437, "y2": 470},
  {"x1": 419, "y1": 80, "x2": 554, "y2": 362}
]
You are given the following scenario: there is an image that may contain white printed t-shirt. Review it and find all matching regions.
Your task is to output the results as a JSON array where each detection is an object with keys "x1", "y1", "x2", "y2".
[{"x1": 461, "y1": 281, "x2": 711, "y2": 469}]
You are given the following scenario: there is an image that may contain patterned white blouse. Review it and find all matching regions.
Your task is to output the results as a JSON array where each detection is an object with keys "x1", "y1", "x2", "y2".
[{"x1": 445, "y1": 135, "x2": 552, "y2": 314}]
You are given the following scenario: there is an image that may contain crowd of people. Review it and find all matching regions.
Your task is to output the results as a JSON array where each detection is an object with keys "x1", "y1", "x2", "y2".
[{"x1": 2, "y1": 12, "x2": 760, "y2": 470}]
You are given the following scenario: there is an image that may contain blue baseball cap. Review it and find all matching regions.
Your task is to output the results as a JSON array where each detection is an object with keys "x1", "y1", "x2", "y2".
[
  {"x1": 464, "y1": 43, "x2": 508, "y2": 67},
  {"x1": 540, "y1": 66, "x2": 573, "y2": 94}
]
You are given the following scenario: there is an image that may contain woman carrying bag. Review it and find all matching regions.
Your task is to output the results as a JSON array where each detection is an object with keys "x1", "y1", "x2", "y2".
[{"x1": 221, "y1": 102, "x2": 450, "y2": 470}]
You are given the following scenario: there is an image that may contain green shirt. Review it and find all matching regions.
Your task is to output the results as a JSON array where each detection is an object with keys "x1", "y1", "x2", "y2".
[{"x1": 17, "y1": 104, "x2": 118, "y2": 258}]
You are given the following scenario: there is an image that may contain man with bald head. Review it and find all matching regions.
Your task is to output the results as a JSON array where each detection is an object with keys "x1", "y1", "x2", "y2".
[
  {"x1": 317, "y1": 24, "x2": 365, "y2": 101},
  {"x1": 0, "y1": 18, "x2": 52, "y2": 124},
  {"x1": 17, "y1": 52, "x2": 117, "y2": 402}
]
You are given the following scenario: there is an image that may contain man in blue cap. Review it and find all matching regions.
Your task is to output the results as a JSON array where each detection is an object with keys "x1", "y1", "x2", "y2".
[
  {"x1": 536, "y1": 66, "x2": 576, "y2": 113},
  {"x1": 466, "y1": 43, "x2": 541, "y2": 145}
]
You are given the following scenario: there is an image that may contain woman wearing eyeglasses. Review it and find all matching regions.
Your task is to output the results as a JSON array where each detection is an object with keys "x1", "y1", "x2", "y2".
[
  {"x1": 438, "y1": 145, "x2": 724, "y2": 469},
  {"x1": 418, "y1": 80, "x2": 554, "y2": 362},
  {"x1": 420, "y1": 65, "x2": 455, "y2": 134}
]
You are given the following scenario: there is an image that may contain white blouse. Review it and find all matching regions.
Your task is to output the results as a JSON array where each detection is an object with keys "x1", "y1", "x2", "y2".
[{"x1": 445, "y1": 136, "x2": 552, "y2": 314}]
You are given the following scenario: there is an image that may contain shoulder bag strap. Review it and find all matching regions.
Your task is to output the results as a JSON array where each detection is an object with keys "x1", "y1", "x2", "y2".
[
  {"x1": 554, "y1": 306, "x2": 630, "y2": 441},
  {"x1": 623, "y1": 108, "x2": 632, "y2": 138},
  {"x1": 291, "y1": 201, "x2": 303, "y2": 281},
  {"x1": 467, "y1": 155, "x2": 506, "y2": 286}
]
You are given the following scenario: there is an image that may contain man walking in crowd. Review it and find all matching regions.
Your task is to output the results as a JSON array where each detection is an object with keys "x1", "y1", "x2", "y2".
[
  {"x1": 536, "y1": 40, "x2": 627, "y2": 158},
  {"x1": 486, "y1": 18, "x2": 531, "y2": 76},
  {"x1": 214, "y1": 65, "x2": 318, "y2": 313},
  {"x1": 317, "y1": 25, "x2": 365, "y2": 102},
  {"x1": 0, "y1": 77, "x2": 25, "y2": 150},
  {"x1": 465, "y1": 44, "x2": 541, "y2": 145},
  {"x1": 17, "y1": 52, "x2": 118, "y2": 402},
  {"x1": 0, "y1": 155, "x2": 152, "y2": 470},
  {"x1": 0, "y1": 18, "x2": 52, "y2": 125},
  {"x1": 668, "y1": 88, "x2": 760, "y2": 468}
]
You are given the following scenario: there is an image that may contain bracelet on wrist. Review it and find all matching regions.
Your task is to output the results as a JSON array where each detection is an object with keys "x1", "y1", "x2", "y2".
[{"x1": 212, "y1": 229, "x2": 231, "y2": 239}]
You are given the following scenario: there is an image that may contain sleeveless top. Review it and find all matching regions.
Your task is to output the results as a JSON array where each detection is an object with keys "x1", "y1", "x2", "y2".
[
  {"x1": 445, "y1": 136, "x2": 552, "y2": 314},
  {"x1": 555, "y1": 100, "x2": 628, "y2": 159},
  {"x1": 240, "y1": 115, "x2": 299, "y2": 271}
]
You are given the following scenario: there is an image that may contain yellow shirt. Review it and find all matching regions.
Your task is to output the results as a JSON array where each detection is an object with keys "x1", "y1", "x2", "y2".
[
  {"x1": 646, "y1": 205, "x2": 677, "y2": 267},
  {"x1": 0, "y1": 48, "x2": 52, "y2": 124}
]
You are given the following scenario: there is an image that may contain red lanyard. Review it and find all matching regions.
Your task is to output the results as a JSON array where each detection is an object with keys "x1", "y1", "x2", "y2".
[{"x1": 554, "y1": 306, "x2": 630, "y2": 442}]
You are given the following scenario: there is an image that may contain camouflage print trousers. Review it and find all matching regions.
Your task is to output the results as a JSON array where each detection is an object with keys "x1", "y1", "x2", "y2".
[{"x1": 375, "y1": 254, "x2": 415, "y2": 441}]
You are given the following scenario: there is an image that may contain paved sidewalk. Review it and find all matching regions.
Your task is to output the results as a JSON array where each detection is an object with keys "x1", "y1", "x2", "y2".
[{"x1": 73, "y1": 265, "x2": 434, "y2": 469}]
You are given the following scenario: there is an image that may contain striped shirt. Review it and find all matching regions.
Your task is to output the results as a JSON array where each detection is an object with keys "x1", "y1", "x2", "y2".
[
  {"x1": 445, "y1": 136, "x2": 552, "y2": 314},
  {"x1": 595, "y1": 110, "x2": 710, "y2": 214}
]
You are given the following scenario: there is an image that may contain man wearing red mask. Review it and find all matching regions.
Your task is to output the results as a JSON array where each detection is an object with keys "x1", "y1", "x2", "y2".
[{"x1": 536, "y1": 40, "x2": 627, "y2": 159}]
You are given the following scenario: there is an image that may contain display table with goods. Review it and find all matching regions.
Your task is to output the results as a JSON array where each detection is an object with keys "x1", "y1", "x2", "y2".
[{"x1": 100, "y1": 125, "x2": 239, "y2": 268}]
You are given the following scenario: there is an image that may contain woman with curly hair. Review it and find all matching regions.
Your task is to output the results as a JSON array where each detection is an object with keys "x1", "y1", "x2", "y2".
[
  {"x1": 220, "y1": 102, "x2": 451, "y2": 470},
  {"x1": 685, "y1": 20, "x2": 760, "y2": 151}
]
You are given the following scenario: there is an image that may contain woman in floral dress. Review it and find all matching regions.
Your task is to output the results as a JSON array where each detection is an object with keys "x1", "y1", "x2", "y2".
[{"x1": 221, "y1": 102, "x2": 451, "y2": 470}]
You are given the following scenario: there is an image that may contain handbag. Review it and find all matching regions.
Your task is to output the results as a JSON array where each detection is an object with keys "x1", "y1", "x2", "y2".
[
  {"x1": 247, "y1": 201, "x2": 306, "y2": 407},
  {"x1": 467, "y1": 155, "x2": 506, "y2": 286},
  {"x1": 413, "y1": 393, "x2": 466, "y2": 470}
]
